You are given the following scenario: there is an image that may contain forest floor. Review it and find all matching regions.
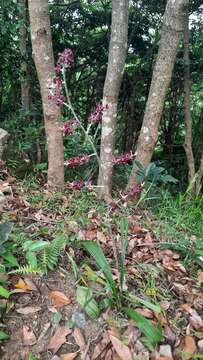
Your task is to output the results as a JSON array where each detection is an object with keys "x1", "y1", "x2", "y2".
[{"x1": 0, "y1": 168, "x2": 203, "y2": 360}]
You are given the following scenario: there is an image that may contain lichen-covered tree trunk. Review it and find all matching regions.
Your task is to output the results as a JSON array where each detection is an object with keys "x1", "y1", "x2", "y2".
[
  {"x1": 183, "y1": 6, "x2": 196, "y2": 193},
  {"x1": 28, "y1": 0, "x2": 64, "y2": 187},
  {"x1": 127, "y1": 0, "x2": 189, "y2": 189},
  {"x1": 19, "y1": 0, "x2": 31, "y2": 114},
  {"x1": 98, "y1": 0, "x2": 129, "y2": 200}
]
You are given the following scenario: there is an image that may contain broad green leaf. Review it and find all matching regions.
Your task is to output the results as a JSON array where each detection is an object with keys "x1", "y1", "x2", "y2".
[
  {"x1": 125, "y1": 308, "x2": 163, "y2": 349},
  {"x1": 2, "y1": 251, "x2": 19, "y2": 266},
  {"x1": 76, "y1": 286, "x2": 99, "y2": 319},
  {"x1": 135, "y1": 297, "x2": 161, "y2": 313},
  {"x1": 26, "y1": 251, "x2": 38, "y2": 267},
  {"x1": 0, "y1": 331, "x2": 9, "y2": 340},
  {"x1": 24, "y1": 240, "x2": 49, "y2": 252},
  {"x1": 83, "y1": 241, "x2": 117, "y2": 297},
  {"x1": 0, "y1": 286, "x2": 10, "y2": 299}
]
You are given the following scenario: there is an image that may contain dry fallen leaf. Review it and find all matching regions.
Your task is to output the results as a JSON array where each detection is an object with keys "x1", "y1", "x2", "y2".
[
  {"x1": 197, "y1": 270, "x2": 203, "y2": 285},
  {"x1": 73, "y1": 327, "x2": 86, "y2": 351},
  {"x1": 61, "y1": 353, "x2": 78, "y2": 360},
  {"x1": 16, "y1": 306, "x2": 41, "y2": 315},
  {"x1": 135, "y1": 308, "x2": 154, "y2": 319},
  {"x1": 189, "y1": 309, "x2": 203, "y2": 330},
  {"x1": 182, "y1": 336, "x2": 197, "y2": 360},
  {"x1": 23, "y1": 325, "x2": 36, "y2": 346},
  {"x1": 15, "y1": 278, "x2": 32, "y2": 291},
  {"x1": 48, "y1": 326, "x2": 71, "y2": 354},
  {"x1": 97, "y1": 231, "x2": 108, "y2": 244},
  {"x1": 109, "y1": 334, "x2": 133, "y2": 360},
  {"x1": 49, "y1": 291, "x2": 71, "y2": 307},
  {"x1": 24, "y1": 276, "x2": 38, "y2": 291}
]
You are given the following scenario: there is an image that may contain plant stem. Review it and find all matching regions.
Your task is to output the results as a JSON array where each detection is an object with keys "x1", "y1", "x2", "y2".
[{"x1": 62, "y1": 68, "x2": 101, "y2": 167}]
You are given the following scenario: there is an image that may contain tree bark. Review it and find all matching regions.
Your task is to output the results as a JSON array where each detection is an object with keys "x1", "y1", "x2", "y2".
[
  {"x1": 196, "y1": 153, "x2": 203, "y2": 195},
  {"x1": 127, "y1": 0, "x2": 188, "y2": 189},
  {"x1": 19, "y1": 0, "x2": 31, "y2": 114},
  {"x1": 97, "y1": 0, "x2": 129, "y2": 200},
  {"x1": 183, "y1": 6, "x2": 196, "y2": 193},
  {"x1": 28, "y1": 0, "x2": 64, "y2": 187}
]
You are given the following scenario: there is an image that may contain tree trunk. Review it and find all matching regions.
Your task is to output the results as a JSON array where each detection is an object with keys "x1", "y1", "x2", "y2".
[
  {"x1": 19, "y1": 0, "x2": 31, "y2": 114},
  {"x1": 196, "y1": 153, "x2": 203, "y2": 195},
  {"x1": 127, "y1": 0, "x2": 188, "y2": 189},
  {"x1": 28, "y1": 0, "x2": 64, "y2": 187},
  {"x1": 183, "y1": 6, "x2": 196, "y2": 193},
  {"x1": 97, "y1": 0, "x2": 129, "y2": 200}
]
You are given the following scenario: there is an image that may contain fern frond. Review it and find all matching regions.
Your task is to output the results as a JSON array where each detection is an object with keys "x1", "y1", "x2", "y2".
[
  {"x1": 39, "y1": 235, "x2": 67, "y2": 273},
  {"x1": 9, "y1": 265, "x2": 42, "y2": 275}
]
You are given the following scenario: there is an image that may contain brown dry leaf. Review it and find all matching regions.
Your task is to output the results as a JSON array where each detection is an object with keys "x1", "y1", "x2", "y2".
[
  {"x1": 15, "y1": 278, "x2": 32, "y2": 291},
  {"x1": 16, "y1": 306, "x2": 41, "y2": 315},
  {"x1": 97, "y1": 231, "x2": 107, "y2": 244},
  {"x1": 182, "y1": 336, "x2": 197, "y2": 360},
  {"x1": 73, "y1": 327, "x2": 86, "y2": 351},
  {"x1": 85, "y1": 228, "x2": 97, "y2": 240},
  {"x1": 105, "y1": 349, "x2": 113, "y2": 360},
  {"x1": 23, "y1": 325, "x2": 36, "y2": 346},
  {"x1": 112, "y1": 351, "x2": 122, "y2": 360},
  {"x1": 48, "y1": 326, "x2": 71, "y2": 354},
  {"x1": 197, "y1": 270, "x2": 203, "y2": 284},
  {"x1": 61, "y1": 353, "x2": 78, "y2": 360},
  {"x1": 135, "y1": 308, "x2": 154, "y2": 319},
  {"x1": 92, "y1": 343, "x2": 105, "y2": 360},
  {"x1": 109, "y1": 334, "x2": 133, "y2": 360},
  {"x1": 181, "y1": 303, "x2": 191, "y2": 313},
  {"x1": 24, "y1": 277, "x2": 38, "y2": 291},
  {"x1": 49, "y1": 291, "x2": 71, "y2": 307},
  {"x1": 189, "y1": 309, "x2": 203, "y2": 330}
]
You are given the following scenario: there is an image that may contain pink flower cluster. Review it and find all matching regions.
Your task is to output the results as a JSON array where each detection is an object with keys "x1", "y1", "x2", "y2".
[
  {"x1": 88, "y1": 104, "x2": 108, "y2": 124},
  {"x1": 55, "y1": 48, "x2": 74, "y2": 73},
  {"x1": 48, "y1": 76, "x2": 64, "y2": 106},
  {"x1": 120, "y1": 183, "x2": 142, "y2": 202},
  {"x1": 66, "y1": 180, "x2": 92, "y2": 190},
  {"x1": 64, "y1": 154, "x2": 91, "y2": 168},
  {"x1": 112, "y1": 151, "x2": 136, "y2": 165},
  {"x1": 61, "y1": 119, "x2": 79, "y2": 135}
]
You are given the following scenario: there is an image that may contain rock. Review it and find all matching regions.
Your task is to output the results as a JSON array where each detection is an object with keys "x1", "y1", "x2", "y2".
[
  {"x1": 159, "y1": 344, "x2": 173, "y2": 358},
  {"x1": 0, "y1": 129, "x2": 9, "y2": 159},
  {"x1": 72, "y1": 311, "x2": 86, "y2": 329},
  {"x1": 198, "y1": 339, "x2": 203, "y2": 350}
]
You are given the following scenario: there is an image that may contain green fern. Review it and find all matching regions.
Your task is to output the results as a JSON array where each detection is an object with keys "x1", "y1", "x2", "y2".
[
  {"x1": 9, "y1": 265, "x2": 42, "y2": 275},
  {"x1": 11, "y1": 235, "x2": 67, "y2": 275},
  {"x1": 39, "y1": 235, "x2": 67, "y2": 273}
]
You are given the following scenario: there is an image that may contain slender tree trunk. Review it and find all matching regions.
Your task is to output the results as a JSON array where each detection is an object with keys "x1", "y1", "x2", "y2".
[
  {"x1": 97, "y1": 0, "x2": 129, "y2": 200},
  {"x1": 28, "y1": 0, "x2": 64, "y2": 187},
  {"x1": 183, "y1": 6, "x2": 196, "y2": 193},
  {"x1": 196, "y1": 153, "x2": 203, "y2": 195},
  {"x1": 127, "y1": 0, "x2": 188, "y2": 189},
  {"x1": 19, "y1": 0, "x2": 31, "y2": 114}
]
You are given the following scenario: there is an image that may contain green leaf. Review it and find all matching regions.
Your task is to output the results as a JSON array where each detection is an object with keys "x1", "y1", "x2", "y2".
[
  {"x1": 133, "y1": 160, "x2": 144, "y2": 171},
  {"x1": 125, "y1": 308, "x2": 163, "y2": 349},
  {"x1": 2, "y1": 251, "x2": 19, "y2": 266},
  {"x1": 83, "y1": 241, "x2": 117, "y2": 297},
  {"x1": 0, "y1": 286, "x2": 10, "y2": 299},
  {"x1": 135, "y1": 297, "x2": 161, "y2": 313},
  {"x1": 26, "y1": 251, "x2": 38, "y2": 267},
  {"x1": 76, "y1": 286, "x2": 99, "y2": 319},
  {"x1": 24, "y1": 240, "x2": 49, "y2": 252},
  {"x1": 0, "y1": 331, "x2": 9, "y2": 340}
]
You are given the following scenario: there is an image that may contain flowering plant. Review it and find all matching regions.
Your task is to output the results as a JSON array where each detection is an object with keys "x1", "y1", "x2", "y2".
[{"x1": 47, "y1": 48, "x2": 143, "y2": 204}]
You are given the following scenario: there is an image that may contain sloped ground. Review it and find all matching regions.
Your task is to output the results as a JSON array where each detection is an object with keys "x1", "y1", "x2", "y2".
[{"x1": 0, "y1": 173, "x2": 202, "y2": 360}]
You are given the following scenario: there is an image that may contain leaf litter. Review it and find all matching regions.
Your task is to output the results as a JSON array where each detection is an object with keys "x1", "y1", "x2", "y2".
[{"x1": 0, "y1": 179, "x2": 203, "y2": 359}]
